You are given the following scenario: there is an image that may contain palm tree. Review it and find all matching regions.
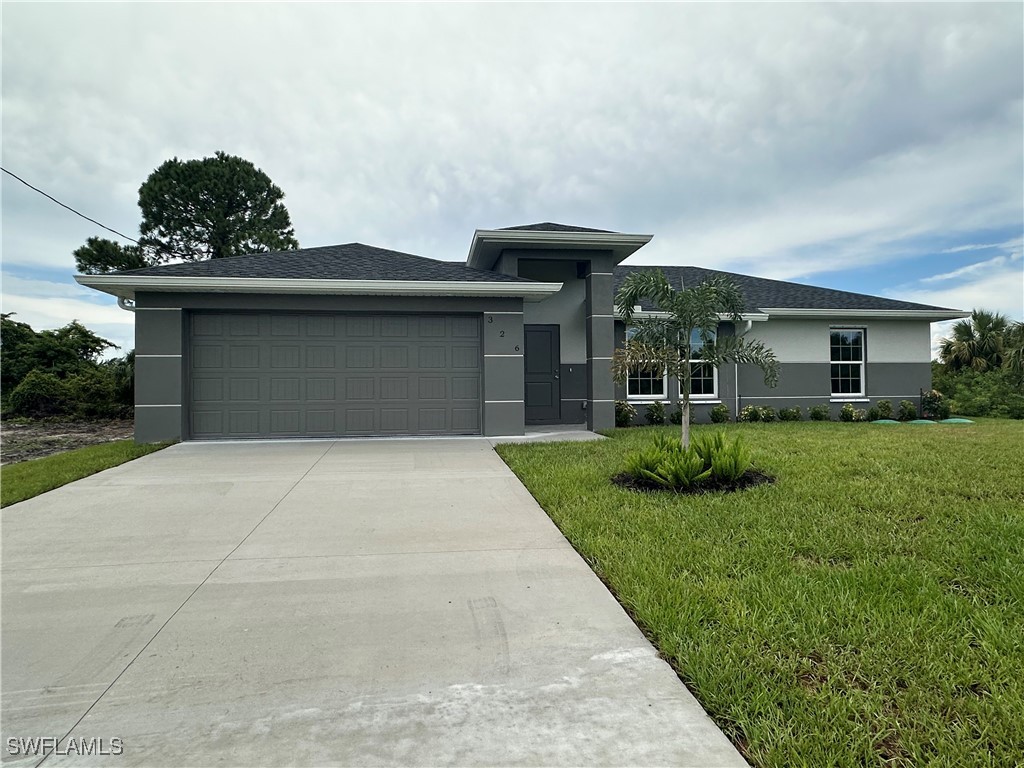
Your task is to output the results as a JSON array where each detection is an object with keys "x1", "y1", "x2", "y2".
[
  {"x1": 938, "y1": 310, "x2": 1010, "y2": 372},
  {"x1": 1003, "y1": 321, "x2": 1024, "y2": 385},
  {"x1": 612, "y1": 271, "x2": 779, "y2": 449}
]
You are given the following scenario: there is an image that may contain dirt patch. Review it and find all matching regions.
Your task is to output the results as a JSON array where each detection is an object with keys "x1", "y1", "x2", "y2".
[
  {"x1": 611, "y1": 468, "x2": 775, "y2": 495},
  {"x1": 0, "y1": 419, "x2": 134, "y2": 465}
]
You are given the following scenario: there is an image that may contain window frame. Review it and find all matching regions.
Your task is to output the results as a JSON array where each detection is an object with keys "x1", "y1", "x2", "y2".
[
  {"x1": 680, "y1": 328, "x2": 718, "y2": 400},
  {"x1": 624, "y1": 325, "x2": 668, "y2": 401},
  {"x1": 829, "y1": 327, "x2": 866, "y2": 398}
]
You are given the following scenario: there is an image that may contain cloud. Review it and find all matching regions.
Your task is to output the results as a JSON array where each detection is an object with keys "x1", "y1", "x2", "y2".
[{"x1": 1, "y1": 2, "x2": 1021, "y2": 333}]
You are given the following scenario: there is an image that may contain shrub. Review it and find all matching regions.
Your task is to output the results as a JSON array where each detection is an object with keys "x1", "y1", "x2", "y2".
[
  {"x1": 709, "y1": 403, "x2": 730, "y2": 423},
  {"x1": 710, "y1": 436, "x2": 752, "y2": 483},
  {"x1": 65, "y1": 368, "x2": 122, "y2": 419},
  {"x1": 739, "y1": 405, "x2": 761, "y2": 422},
  {"x1": 839, "y1": 403, "x2": 856, "y2": 422},
  {"x1": 693, "y1": 431, "x2": 727, "y2": 470},
  {"x1": 866, "y1": 406, "x2": 881, "y2": 422},
  {"x1": 758, "y1": 406, "x2": 777, "y2": 422},
  {"x1": 645, "y1": 401, "x2": 666, "y2": 425},
  {"x1": 7, "y1": 370, "x2": 71, "y2": 418},
  {"x1": 778, "y1": 407, "x2": 802, "y2": 421},
  {"x1": 854, "y1": 408, "x2": 868, "y2": 422},
  {"x1": 808, "y1": 404, "x2": 831, "y2": 421},
  {"x1": 898, "y1": 399, "x2": 918, "y2": 421},
  {"x1": 876, "y1": 400, "x2": 894, "y2": 419},
  {"x1": 615, "y1": 400, "x2": 636, "y2": 428},
  {"x1": 921, "y1": 390, "x2": 951, "y2": 420},
  {"x1": 649, "y1": 450, "x2": 712, "y2": 490},
  {"x1": 623, "y1": 431, "x2": 754, "y2": 491}
]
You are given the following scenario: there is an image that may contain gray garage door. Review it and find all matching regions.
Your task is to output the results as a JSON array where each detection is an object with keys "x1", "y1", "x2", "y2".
[{"x1": 188, "y1": 312, "x2": 481, "y2": 438}]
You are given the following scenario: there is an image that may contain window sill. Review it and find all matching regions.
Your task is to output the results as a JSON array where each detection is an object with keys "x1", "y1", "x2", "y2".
[
  {"x1": 626, "y1": 398, "x2": 671, "y2": 403},
  {"x1": 687, "y1": 399, "x2": 722, "y2": 404},
  {"x1": 830, "y1": 397, "x2": 869, "y2": 403}
]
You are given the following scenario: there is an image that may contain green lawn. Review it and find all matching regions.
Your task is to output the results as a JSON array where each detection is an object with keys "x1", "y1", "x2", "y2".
[
  {"x1": 496, "y1": 420, "x2": 1024, "y2": 768},
  {"x1": 1, "y1": 440, "x2": 170, "y2": 507}
]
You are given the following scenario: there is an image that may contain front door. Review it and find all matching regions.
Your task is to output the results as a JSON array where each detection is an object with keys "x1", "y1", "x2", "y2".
[{"x1": 524, "y1": 325, "x2": 560, "y2": 423}]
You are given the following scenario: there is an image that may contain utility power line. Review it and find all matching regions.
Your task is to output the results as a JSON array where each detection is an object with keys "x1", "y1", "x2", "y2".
[{"x1": 1, "y1": 166, "x2": 143, "y2": 246}]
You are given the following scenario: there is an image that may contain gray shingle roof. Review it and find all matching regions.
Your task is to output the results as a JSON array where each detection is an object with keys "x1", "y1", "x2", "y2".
[
  {"x1": 498, "y1": 222, "x2": 617, "y2": 233},
  {"x1": 115, "y1": 243, "x2": 534, "y2": 283},
  {"x1": 614, "y1": 265, "x2": 960, "y2": 313}
]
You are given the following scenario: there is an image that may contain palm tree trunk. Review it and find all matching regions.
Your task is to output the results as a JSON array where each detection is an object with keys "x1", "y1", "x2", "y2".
[{"x1": 681, "y1": 392, "x2": 690, "y2": 450}]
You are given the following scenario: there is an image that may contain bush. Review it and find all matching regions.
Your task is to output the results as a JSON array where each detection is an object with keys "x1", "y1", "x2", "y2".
[
  {"x1": 866, "y1": 406, "x2": 881, "y2": 422},
  {"x1": 778, "y1": 407, "x2": 802, "y2": 421},
  {"x1": 739, "y1": 405, "x2": 761, "y2": 422},
  {"x1": 808, "y1": 404, "x2": 831, "y2": 421},
  {"x1": 615, "y1": 400, "x2": 636, "y2": 428},
  {"x1": 758, "y1": 406, "x2": 777, "y2": 422},
  {"x1": 936, "y1": 365, "x2": 1024, "y2": 419},
  {"x1": 710, "y1": 436, "x2": 752, "y2": 483},
  {"x1": 921, "y1": 390, "x2": 952, "y2": 420},
  {"x1": 645, "y1": 401, "x2": 666, "y2": 425},
  {"x1": 623, "y1": 431, "x2": 755, "y2": 491},
  {"x1": 898, "y1": 400, "x2": 918, "y2": 421},
  {"x1": 7, "y1": 370, "x2": 72, "y2": 418},
  {"x1": 876, "y1": 400, "x2": 894, "y2": 419},
  {"x1": 854, "y1": 408, "x2": 868, "y2": 422},
  {"x1": 709, "y1": 403, "x2": 730, "y2": 423},
  {"x1": 838, "y1": 403, "x2": 856, "y2": 422}
]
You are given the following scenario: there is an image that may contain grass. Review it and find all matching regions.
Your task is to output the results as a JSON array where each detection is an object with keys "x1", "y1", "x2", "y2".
[
  {"x1": 1, "y1": 440, "x2": 170, "y2": 507},
  {"x1": 495, "y1": 420, "x2": 1024, "y2": 767}
]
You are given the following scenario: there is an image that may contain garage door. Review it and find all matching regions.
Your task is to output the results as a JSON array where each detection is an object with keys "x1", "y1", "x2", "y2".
[{"x1": 188, "y1": 313, "x2": 481, "y2": 438}]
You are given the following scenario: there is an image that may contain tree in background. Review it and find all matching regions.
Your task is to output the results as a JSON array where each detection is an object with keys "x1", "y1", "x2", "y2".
[
  {"x1": 138, "y1": 151, "x2": 298, "y2": 262},
  {"x1": 73, "y1": 152, "x2": 299, "y2": 274},
  {"x1": 0, "y1": 314, "x2": 132, "y2": 419},
  {"x1": 611, "y1": 271, "x2": 779, "y2": 448},
  {"x1": 938, "y1": 310, "x2": 1009, "y2": 372},
  {"x1": 933, "y1": 312, "x2": 1024, "y2": 419},
  {"x1": 73, "y1": 237, "x2": 148, "y2": 275}
]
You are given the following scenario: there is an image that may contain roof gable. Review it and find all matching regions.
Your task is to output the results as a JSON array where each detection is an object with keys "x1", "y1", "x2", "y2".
[{"x1": 498, "y1": 222, "x2": 618, "y2": 233}]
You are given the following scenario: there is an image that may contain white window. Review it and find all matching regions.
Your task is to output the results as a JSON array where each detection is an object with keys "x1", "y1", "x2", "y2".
[
  {"x1": 682, "y1": 328, "x2": 717, "y2": 398},
  {"x1": 830, "y1": 328, "x2": 865, "y2": 396},
  {"x1": 625, "y1": 326, "x2": 667, "y2": 399}
]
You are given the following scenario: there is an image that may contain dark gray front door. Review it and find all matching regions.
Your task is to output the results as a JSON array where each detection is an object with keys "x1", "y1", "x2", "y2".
[
  {"x1": 524, "y1": 325, "x2": 560, "y2": 423},
  {"x1": 187, "y1": 312, "x2": 481, "y2": 438}
]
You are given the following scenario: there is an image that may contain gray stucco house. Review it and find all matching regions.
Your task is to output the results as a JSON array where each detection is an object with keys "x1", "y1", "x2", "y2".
[{"x1": 77, "y1": 223, "x2": 967, "y2": 442}]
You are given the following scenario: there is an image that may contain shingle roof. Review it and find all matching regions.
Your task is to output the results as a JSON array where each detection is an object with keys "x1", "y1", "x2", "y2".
[
  {"x1": 115, "y1": 243, "x2": 534, "y2": 283},
  {"x1": 614, "y1": 265, "x2": 960, "y2": 313},
  {"x1": 498, "y1": 222, "x2": 617, "y2": 233}
]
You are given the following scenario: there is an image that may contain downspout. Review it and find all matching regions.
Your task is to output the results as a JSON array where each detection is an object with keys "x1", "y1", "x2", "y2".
[
  {"x1": 734, "y1": 319, "x2": 753, "y2": 420},
  {"x1": 117, "y1": 297, "x2": 136, "y2": 312}
]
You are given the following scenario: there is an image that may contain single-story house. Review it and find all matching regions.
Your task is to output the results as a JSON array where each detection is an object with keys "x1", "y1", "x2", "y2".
[{"x1": 77, "y1": 223, "x2": 968, "y2": 442}]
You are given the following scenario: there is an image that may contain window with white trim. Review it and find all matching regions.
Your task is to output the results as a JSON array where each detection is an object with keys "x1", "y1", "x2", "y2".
[
  {"x1": 625, "y1": 326, "x2": 667, "y2": 399},
  {"x1": 681, "y1": 329, "x2": 717, "y2": 398},
  {"x1": 830, "y1": 328, "x2": 865, "y2": 396}
]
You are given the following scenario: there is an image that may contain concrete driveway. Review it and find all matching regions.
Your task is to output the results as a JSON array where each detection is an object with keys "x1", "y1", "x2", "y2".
[{"x1": 2, "y1": 440, "x2": 745, "y2": 767}]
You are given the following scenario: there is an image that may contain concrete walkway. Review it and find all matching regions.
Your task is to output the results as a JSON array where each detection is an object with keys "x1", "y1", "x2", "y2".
[{"x1": 1, "y1": 440, "x2": 745, "y2": 767}]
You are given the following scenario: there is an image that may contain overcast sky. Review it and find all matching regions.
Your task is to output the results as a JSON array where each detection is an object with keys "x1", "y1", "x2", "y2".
[{"x1": 3, "y1": 2, "x2": 1021, "y2": 356}]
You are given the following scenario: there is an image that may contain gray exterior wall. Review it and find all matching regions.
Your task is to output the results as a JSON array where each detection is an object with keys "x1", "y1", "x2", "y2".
[
  {"x1": 133, "y1": 292, "x2": 526, "y2": 442},
  {"x1": 612, "y1": 318, "x2": 933, "y2": 424},
  {"x1": 507, "y1": 250, "x2": 616, "y2": 429}
]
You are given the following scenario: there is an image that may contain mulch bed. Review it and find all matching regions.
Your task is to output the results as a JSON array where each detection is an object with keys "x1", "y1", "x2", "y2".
[{"x1": 611, "y1": 468, "x2": 775, "y2": 495}]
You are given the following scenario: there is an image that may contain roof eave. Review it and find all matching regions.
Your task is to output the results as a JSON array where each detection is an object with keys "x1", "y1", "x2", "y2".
[
  {"x1": 466, "y1": 229, "x2": 653, "y2": 271},
  {"x1": 74, "y1": 275, "x2": 563, "y2": 303},
  {"x1": 758, "y1": 307, "x2": 970, "y2": 321}
]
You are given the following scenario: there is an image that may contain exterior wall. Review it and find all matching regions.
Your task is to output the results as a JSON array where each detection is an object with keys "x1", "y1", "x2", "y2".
[
  {"x1": 611, "y1": 317, "x2": 934, "y2": 424},
  {"x1": 506, "y1": 249, "x2": 616, "y2": 428},
  {"x1": 133, "y1": 292, "x2": 526, "y2": 442}
]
